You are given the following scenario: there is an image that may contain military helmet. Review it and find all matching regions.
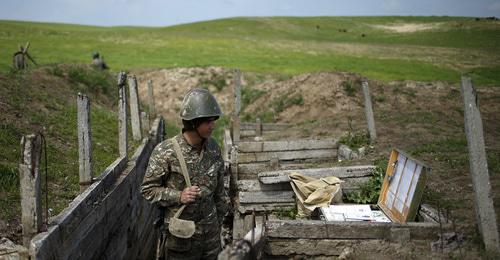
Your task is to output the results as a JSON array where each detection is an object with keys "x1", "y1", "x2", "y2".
[
  {"x1": 92, "y1": 51, "x2": 100, "y2": 59},
  {"x1": 180, "y1": 88, "x2": 222, "y2": 121}
]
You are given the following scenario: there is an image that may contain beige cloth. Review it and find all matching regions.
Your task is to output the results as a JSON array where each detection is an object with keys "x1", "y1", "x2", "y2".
[{"x1": 289, "y1": 172, "x2": 343, "y2": 218}]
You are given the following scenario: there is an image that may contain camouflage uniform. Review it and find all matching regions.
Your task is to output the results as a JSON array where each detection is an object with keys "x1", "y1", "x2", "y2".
[{"x1": 141, "y1": 133, "x2": 229, "y2": 260}]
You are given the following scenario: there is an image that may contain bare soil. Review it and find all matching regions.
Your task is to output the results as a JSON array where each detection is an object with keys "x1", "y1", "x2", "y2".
[
  {"x1": 372, "y1": 23, "x2": 443, "y2": 33},
  {"x1": 135, "y1": 67, "x2": 500, "y2": 259}
]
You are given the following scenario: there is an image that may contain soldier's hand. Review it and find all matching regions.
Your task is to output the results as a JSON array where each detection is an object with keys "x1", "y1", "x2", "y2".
[{"x1": 180, "y1": 186, "x2": 201, "y2": 204}]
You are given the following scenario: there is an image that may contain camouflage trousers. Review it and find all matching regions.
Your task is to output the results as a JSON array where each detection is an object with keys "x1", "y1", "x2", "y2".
[{"x1": 163, "y1": 218, "x2": 221, "y2": 260}]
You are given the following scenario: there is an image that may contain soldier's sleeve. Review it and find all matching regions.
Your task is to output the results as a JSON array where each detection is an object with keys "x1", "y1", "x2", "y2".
[
  {"x1": 141, "y1": 144, "x2": 182, "y2": 207},
  {"x1": 214, "y1": 156, "x2": 230, "y2": 223}
]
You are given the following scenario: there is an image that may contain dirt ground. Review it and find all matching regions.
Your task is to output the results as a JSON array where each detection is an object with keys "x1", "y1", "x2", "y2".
[{"x1": 135, "y1": 67, "x2": 500, "y2": 259}]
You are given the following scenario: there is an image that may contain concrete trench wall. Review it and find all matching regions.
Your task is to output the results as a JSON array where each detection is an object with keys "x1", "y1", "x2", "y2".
[{"x1": 29, "y1": 118, "x2": 165, "y2": 260}]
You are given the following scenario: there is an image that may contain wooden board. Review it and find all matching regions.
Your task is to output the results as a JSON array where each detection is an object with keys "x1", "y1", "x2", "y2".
[
  {"x1": 265, "y1": 220, "x2": 443, "y2": 240},
  {"x1": 237, "y1": 178, "x2": 371, "y2": 193},
  {"x1": 238, "y1": 149, "x2": 336, "y2": 164},
  {"x1": 239, "y1": 191, "x2": 295, "y2": 204},
  {"x1": 258, "y1": 166, "x2": 375, "y2": 184},
  {"x1": 238, "y1": 139, "x2": 338, "y2": 153},
  {"x1": 238, "y1": 202, "x2": 295, "y2": 213},
  {"x1": 241, "y1": 123, "x2": 292, "y2": 131}
]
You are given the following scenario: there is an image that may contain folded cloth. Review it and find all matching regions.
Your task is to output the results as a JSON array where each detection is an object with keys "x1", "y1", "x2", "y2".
[{"x1": 289, "y1": 172, "x2": 343, "y2": 218}]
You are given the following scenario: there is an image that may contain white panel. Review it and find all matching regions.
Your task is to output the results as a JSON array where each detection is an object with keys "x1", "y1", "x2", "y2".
[
  {"x1": 387, "y1": 154, "x2": 406, "y2": 210},
  {"x1": 395, "y1": 160, "x2": 416, "y2": 212},
  {"x1": 406, "y1": 165, "x2": 422, "y2": 208}
]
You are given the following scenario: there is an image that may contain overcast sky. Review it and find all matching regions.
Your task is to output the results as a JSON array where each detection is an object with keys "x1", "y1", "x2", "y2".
[{"x1": 1, "y1": 0, "x2": 500, "y2": 27}]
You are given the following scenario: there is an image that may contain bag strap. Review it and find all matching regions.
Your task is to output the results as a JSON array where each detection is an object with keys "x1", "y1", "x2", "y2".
[{"x1": 171, "y1": 137, "x2": 191, "y2": 218}]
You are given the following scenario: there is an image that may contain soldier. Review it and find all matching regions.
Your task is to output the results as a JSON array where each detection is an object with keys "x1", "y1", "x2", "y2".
[
  {"x1": 91, "y1": 51, "x2": 109, "y2": 70},
  {"x1": 141, "y1": 88, "x2": 230, "y2": 260}
]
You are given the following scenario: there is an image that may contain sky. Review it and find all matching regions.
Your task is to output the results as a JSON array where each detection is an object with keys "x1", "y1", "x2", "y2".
[{"x1": 1, "y1": 0, "x2": 500, "y2": 27}]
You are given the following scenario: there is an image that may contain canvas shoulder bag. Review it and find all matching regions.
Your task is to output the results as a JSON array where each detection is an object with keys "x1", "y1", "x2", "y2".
[{"x1": 168, "y1": 137, "x2": 196, "y2": 239}]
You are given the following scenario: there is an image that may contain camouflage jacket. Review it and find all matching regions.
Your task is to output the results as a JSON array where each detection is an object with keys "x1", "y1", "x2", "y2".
[{"x1": 141, "y1": 134, "x2": 229, "y2": 225}]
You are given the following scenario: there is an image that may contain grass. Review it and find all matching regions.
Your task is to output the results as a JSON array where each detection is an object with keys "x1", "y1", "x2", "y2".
[
  {"x1": 0, "y1": 65, "x2": 137, "y2": 221},
  {"x1": 0, "y1": 16, "x2": 499, "y2": 85}
]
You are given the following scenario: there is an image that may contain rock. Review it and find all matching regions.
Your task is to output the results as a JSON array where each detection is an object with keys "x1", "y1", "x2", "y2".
[{"x1": 0, "y1": 237, "x2": 29, "y2": 259}]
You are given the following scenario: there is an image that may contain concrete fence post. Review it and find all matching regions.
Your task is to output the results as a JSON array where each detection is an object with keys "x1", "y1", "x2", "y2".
[
  {"x1": 362, "y1": 81, "x2": 377, "y2": 141},
  {"x1": 147, "y1": 80, "x2": 156, "y2": 119},
  {"x1": 230, "y1": 146, "x2": 239, "y2": 195},
  {"x1": 118, "y1": 72, "x2": 128, "y2": 159},
  {"x1": 19, "y1": 134, "x2": 43, "y2": 247},
  {"x1": 128, "y1": 75, "x2": 142, "y2": 141},
  {"x1": 256, "y1": 118, "x2": 262, "y2": 137},
  {"x1": 461, "y1": 76, "x2": 500, "y2": 253},
  {"x1": 77, "y1": 93, "x2": 92, "y2": 192},
  {"x1": 232, "y1": 69, "x2": 241, "y2": 143},
  {"x1": 141, "y1": 111, "x2": 150, "y2": 137}
]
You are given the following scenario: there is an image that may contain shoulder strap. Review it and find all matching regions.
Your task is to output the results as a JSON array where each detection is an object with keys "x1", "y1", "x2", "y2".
[
  {"x1": 171, "y1": 137, "x2": 191, "y2": 218},
  {"x1": 171, "y1": 137, "x2": 191, "y2": 187}
]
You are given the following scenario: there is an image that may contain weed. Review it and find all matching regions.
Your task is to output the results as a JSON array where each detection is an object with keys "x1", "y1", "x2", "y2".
[
  {"x1": 274, "y1": 207, "x2": 297, "y2": 220},
  {"x1": 345, "y1": 158, "x2": 386, "y2": 204},
  {"x1": 241, "y1": 87, "x2": 266, "y2": 111},
  {"x1": 410, "y1": 137, "x2": 468, "y2": 168},
  {"x1": 341, "y1": 81, "x2": 359, "y2": 97},
  {"x1": 271, "y1": 93, "x2": 304, "y2": 113},
  {"x1": 67, "y1": 65, "x2": 113, "y2": 96},
  {"x1": 488, "y1": 151, "x2": 500, "y2": 175},
  {"x1": 374, "y1": 95, "x2": 386, "y2": 103},
  {"x1": 199, "y1": 74, "x2": 227, "y2": 92},
  {"x1": 339, "y1": 130, "x2": 370, "y2": 150}
]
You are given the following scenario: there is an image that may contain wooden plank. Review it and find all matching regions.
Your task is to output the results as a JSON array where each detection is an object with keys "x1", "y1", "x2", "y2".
[
  {"x1": 259, "y1": 166, "x2": 375, "y2": 184},
  {"x1": 241, "y1": 130, "x2": 256, "y2": 137},
  {"x1": 238, "y1": 162, "x2": 329, "y2": 177},
  {"x1": 237, "y1": 180, "x2": 291, "y2": 192},
  {"x1": 238, "y1": 149, "x2": 336, "y2": 164},
  {"x1": 240, "y1": 123, "x2": 292, "y2": 131},
  {"x1": 238, "y1": 139, "x2": 337, "y2": 153},
  {"x1": 266, "y1": 220, "x2": 443, "y2": 240},
  {"x1": 239, "y1": 191, "x2": 295, "y2": 204},
  {"x1": 237, "y1": 177, "x2": 369, "y2": 193},
  {"x1": 238, "y1": 203, "x2": 295, "y2": 214}
]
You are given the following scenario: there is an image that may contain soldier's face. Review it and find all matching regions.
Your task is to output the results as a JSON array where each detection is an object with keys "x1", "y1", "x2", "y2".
[{"x1": 197, "y1": 117, "x2": 217, "y2": 138}]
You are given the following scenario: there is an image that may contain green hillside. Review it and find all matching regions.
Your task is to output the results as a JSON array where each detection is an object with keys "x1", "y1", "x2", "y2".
[{"x1": 1, "y1": 16, "x2": 499, "y2": 85}]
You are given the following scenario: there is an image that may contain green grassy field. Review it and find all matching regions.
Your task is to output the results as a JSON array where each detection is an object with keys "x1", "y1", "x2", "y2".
[{"x1": 1, "y1": 16, "x2": 499, "y2": 85}]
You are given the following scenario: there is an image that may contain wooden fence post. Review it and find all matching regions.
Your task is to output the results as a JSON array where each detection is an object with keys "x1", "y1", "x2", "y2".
[
  {"x1": 128, "y1": 75, "x2": 142, "y2": 141},
  {"x1": 118, "y1": 72, "x2": 128, "y2": 159},
  {"x1": 77, "y1": 93, "x2": 92, "y2": 192},
  {"x1": 147, "y1": 79, "x2": 156, "y2": 119},
  {"x1": 461, "y1": 76, "x2": 500, "y2": 253},
  {"x1": 141, "y1": 111, "x2": 150, "y2": 137},
  {"x1": 19, "y1": 134, "x2": 43, "y2": 247},
  {"x1": 232, "y1": 69, "x2": 241, "y2": 143},
  {"x1": 362, "y1": 81, "x2": 377, "y2": 141}
]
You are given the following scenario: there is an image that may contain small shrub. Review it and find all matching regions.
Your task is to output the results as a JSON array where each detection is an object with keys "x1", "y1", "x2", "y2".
[
  {"x1": 339, "y1": 131, "x2": 370, "y2": 150},
  {"x1": 341, "y1": 81, "x2": 358, "y2": 97},
  {"x1": 374, "y1": 95, "x2": 386, "y2": 103},
  {"x1": 67, "y1": 66, "x2": 113, "y2": 96},
  {"x1": 241, "y1": 87, "x2": 266, "y2": 110},
  {"x1": 345, "y1": 158, "x2": 386, "y2": 204},
  {"x1": 46, "y1": 65, "x2": 64, "y2": 77},
  {"x1": 200, "y1": 74, "x2": 227, "y2": 92},
  {"x1": 271, "y1": 93, "x2": 304, "y2": 113},
  {"x1": 275, "y1": 207, "x2": 297, "y2": 219}
]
